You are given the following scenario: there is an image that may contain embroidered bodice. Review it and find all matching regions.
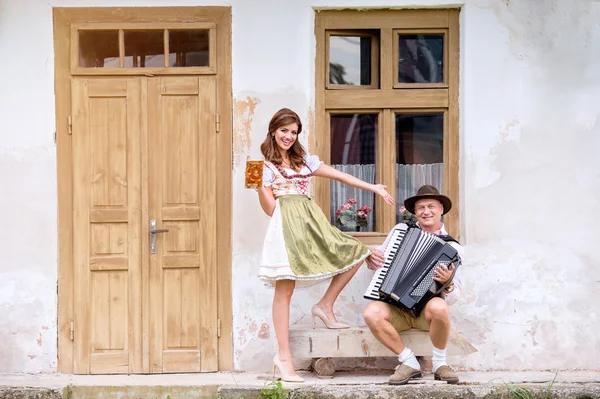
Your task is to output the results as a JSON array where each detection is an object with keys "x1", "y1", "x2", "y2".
[{"x1": 263, "y1": 154, "x2": 323, "y2": 198}]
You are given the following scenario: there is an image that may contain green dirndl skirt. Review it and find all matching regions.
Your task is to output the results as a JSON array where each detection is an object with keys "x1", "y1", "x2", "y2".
[{"x1": 259, "y1": 195, "x2": 370, "y2": 286}]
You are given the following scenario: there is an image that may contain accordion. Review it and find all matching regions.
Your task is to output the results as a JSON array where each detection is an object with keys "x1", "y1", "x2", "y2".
[{"x1": 364, "y1": 224, "x2": 461, "y2": 316}]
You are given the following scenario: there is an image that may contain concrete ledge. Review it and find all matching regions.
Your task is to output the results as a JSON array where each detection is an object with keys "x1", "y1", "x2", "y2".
[
  {"x1": 0, "y1": 388, "x2": 61, "y2": 399},
  {"x1": 66, "y1": 385, "x2": 221, "y2": 398},
  {"x1": 219, "y1": 383, "x2": 600, "y2": 399},
  {"x1": 1, "y1": 382, "x2": 599, "y2": 399}
]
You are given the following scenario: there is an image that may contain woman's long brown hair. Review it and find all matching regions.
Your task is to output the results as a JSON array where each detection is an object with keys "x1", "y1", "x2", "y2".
[{"x1": 260, "y1": 108, "x2": 306, "y2": 171}]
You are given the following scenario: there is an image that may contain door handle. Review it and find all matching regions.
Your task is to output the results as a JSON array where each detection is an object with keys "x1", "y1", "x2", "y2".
[{"x1": 150, "y1": 220, "x2": 169, "y2": 254}]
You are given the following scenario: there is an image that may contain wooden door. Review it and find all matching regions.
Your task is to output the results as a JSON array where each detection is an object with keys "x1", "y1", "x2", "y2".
[
  {"x1": 72, "y1": 77, "x2": 143, "y2": 374},
  {"x1": 147, "y1": 76, "x2": 218, "y2": 373},
  {"x1": 71, "y1": 76, "x2": 218, "y2": 374}
]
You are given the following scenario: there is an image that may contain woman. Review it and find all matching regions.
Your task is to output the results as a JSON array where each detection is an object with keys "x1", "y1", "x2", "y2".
[{"x1": 257, "y1": 108, "x2": 395, "y2": 382}]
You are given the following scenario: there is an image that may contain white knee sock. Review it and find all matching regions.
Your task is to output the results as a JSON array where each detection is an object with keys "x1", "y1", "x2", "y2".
[
  {"x1": 432, "y1": 346, "x2": 447, "y2": 372},
  {"x1": 398, "y1": 347, "x2": 420, "y2": 370}
]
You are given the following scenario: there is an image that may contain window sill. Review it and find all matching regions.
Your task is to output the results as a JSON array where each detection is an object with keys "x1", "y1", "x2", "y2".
[{"x1": 349, "y1": 232, "x2": 387, "y2": 246}]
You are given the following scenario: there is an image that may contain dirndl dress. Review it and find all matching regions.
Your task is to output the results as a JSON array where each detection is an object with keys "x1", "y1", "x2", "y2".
[{"x1": 258, "y1": 154, "x2": 371, "y2": 287}]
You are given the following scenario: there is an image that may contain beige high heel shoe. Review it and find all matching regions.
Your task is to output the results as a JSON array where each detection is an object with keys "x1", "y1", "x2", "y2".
[
  {"x1": 311, "y1": 305, "x2": 350, "y2": 329},
  {"x1": 272, "y1": 355, "x2": 304, "y2": 383}
]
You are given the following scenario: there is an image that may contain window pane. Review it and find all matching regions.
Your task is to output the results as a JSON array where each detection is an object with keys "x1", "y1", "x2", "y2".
[
  {"x1": 169, "y1": 30, "x2": 210, "y2": 67},
  {"x1": 79, "y1": 30, "x2": 119, "y2": 68},
  {"x1": 329, "y1": 36, "x2": 372, "y2": 86},
  {"x1": 395, "y1": 114, "x2": 444, "y2": 223},
  {"x1": 330, "y1": 114, "x2": 378, "y2": 232},
  {"x1": 124, "y1": 30, "x2": 164, "y2": 68},
  {"x1": 398, "y1": 34, "x2": 444, "y2": 84}
]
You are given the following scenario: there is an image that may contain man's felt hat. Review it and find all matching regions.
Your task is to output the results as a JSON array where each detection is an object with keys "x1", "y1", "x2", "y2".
[{"x1": 404, "y1": 185, "x2": 452, "y2": 215}]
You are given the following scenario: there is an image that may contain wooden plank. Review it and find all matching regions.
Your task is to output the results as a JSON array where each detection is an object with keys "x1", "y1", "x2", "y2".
[
  {"x1": 88, "y1": 79, "x2": 127, "y2": 97},
  {"x1": 289, "y1": 327, "x2": 476, "y2": 358},
  {"x1": 89, "y1": 209, "x2": 128, "y2": 223},
  {"x1": 325, "y1": 89, "x2": 448, "y2": 109},
  {"x1": 163, "y1": 254, "x2": 201, "y2": 269},
  {"x1": 380, "y1": 109, "x2": 395, "y2": 233},
  {"x1": 53, "y1": 7, "x2": 74, "y2": 373},
  {"x1": 162, "y1": 205, "x2": 201, "y2": 220},
  {"x1": 446, "y1": 9, "x2": 461, "y2": 241},
  {"x1": 163, "y1": 222, "x2": 198, "y2": 253},
  {"x1": 126, "y1": 78, "x2": 143, "y2": 373},
  {"x1": 140, "y1": 77, "x2": 150, "y2": 373},
  {"x1": 181, "y1": 269, "x2": 200, "y2": 348},
  {"x1": 314, "y1": 15, "x2": 330, "y2": 222},
  {"x1": 74, "y1": 66, "x2": 217, "y2": 76},
  {"x1": 162, "y1": 350, "x2": 200, "y2": 373},
  {"x1": 71, "y1": 67, "x2": 217, "y2": 76},
  {"x1": 72, "y1": 21, "x2": 216, "y2": 30},
  {"x1": 198, "y1": 76, "x2": 219, "y2": 372},
  {"x1": 109, "y1": 272, "x2": 128, "y2": 350},
  {"x1": 318, "y1": 9, "x2": 450, "y2": 29},
  {"x1": 89, "y1": 256, "x2": 128, "y2": 271},
  {"x1": 72, "y1": 78, "x2": 91, "y2": 374},
  {"x1": 215, "y1": 8, "x2": 233, "y2": 372},
  {"x1": 89, "y1": 352, "x2": 129, "y2": 374},
  {"x1": 380, "y1": 28, "x2": 393, "y2": 90},
  {"x1": 164, "y1": 270, "x2": 183, "y2": 348},
  {"x1": 164, "y1": 29, "x2": 169, "y2": 68},
  {"x1": 355, "y1": 235, "x2": 388, "y2": 246},
  {"x1": 209, "y1": 27, "x2": 217, "y2": 71},
  {"x1": 92, "y1": 272, "x2": 111, "y2": 351},
  {"x1": 147, "y1": 78, "x2": 163, "y2": 373},
  {"x1": 161, "y1": 77, "x2": 200, "y2": 95}
]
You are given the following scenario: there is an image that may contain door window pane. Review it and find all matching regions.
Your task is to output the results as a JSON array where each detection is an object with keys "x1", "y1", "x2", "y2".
[
  {"x1": 398, "y1": 34, "x2": 444, "y2": 84},
  {"x1": 79, "y1": 30, "x2": 119, "y2": 68},
  {"x1": 329, "y1": 36, "x2": 373, "y2": 86},
  {"x1": 169, "y1": 30, "x2": 210, "y2": 67},
  {"x1": 124, "y1": 30, "x2": 165, "y2": 68},
  {"x1": 395, "y1": 113, "x2": 444, "y2": 223},
  {"x1": 330, "y1": 114, "x2": 378, "y2": 232}
]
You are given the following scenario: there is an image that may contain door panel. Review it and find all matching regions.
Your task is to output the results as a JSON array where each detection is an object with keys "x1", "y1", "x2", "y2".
[
  {"x1": 72, "y1": 75, "x2": 218, "y2": 374},
  {"x1": 147, "y1": 76, "x2": 218, "y2": 373},
  {"x1": 72, "y1": 78, "x2": 143, "y2": 374}
]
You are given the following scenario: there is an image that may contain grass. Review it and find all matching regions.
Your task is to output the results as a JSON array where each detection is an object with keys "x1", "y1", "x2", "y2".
[
  {"x1": 261, "y1": 380, "x2": 286, "y2": 399},
  {"x1": 504, "y1": 370, "x2": 558, "y2": 399}
]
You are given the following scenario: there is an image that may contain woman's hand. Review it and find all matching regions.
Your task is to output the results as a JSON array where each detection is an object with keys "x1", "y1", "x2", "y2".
[{"x1": 373, "y1": 184, "x2": 395, "y2": 205}]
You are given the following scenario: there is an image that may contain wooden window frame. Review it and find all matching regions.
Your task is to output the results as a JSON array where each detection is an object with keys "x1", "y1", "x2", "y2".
[
  {"x1": 326, "y1": 30, "x2": 380, "y2": 90},
  {"x1": 314, "y1": 9, "x2": 460, "y2": 243},
  {"x1": 53, "y1": 6, "x2": 233, "y2": 373},
  {"x1": 71, "y1": 22, "x2": 217, "y2": 75},
  {"x1": 393, "y1": 28, "x2": 449, "y2": 89}
]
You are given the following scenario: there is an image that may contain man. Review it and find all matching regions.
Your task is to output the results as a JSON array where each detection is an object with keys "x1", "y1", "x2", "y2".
[{"x1": 364, "y1": 185, "x2": 463, "y2": 385}]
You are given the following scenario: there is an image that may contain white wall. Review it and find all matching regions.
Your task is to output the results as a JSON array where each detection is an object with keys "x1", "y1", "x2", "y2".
[{"x1": 0, "y1": 0, "x2": 598, "y2": 373}]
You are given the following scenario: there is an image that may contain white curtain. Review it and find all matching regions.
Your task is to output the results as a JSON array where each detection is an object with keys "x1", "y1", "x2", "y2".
[
  {"x1": 396, "y1": 163, "x2": 444, "y2": 204},
  {"x1": 330, "y1": 163, "x2": 444, "y2": 229},
  {"x1": 330, "y1": 164, "x2": 376, "y2": 231}
]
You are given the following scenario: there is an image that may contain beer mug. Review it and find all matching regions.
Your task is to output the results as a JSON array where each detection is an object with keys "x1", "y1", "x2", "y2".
[{"x1": 244, "y1": 158, "x2": 264, "y2": 189}]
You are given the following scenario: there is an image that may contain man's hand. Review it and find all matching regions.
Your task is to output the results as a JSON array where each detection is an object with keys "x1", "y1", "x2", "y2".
[
  {"x1": 366, "y1": 248, "x2": 385, "y2": 270},
  {"x1": 433, "y1": 262, "x2": 454, "y2": 284}
]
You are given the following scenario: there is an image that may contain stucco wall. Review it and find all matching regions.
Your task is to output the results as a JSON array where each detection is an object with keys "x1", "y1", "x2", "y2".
[{"x1": 0, "y1": 0, "x2": 598, "y2": 373}]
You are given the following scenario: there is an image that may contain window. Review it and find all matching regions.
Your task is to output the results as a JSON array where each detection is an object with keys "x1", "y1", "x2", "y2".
[
  {"x1": 73, "y1": 23, "x2": 215, "y2": 74},
  {"x1": 314, "y1": 9, "x2": 460, "y2": 243}
]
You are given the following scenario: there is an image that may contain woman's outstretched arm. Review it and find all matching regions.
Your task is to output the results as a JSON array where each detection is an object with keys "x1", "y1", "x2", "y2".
[{"x1": 312, "y1": 164, "x2": 395, "y2": 205}]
